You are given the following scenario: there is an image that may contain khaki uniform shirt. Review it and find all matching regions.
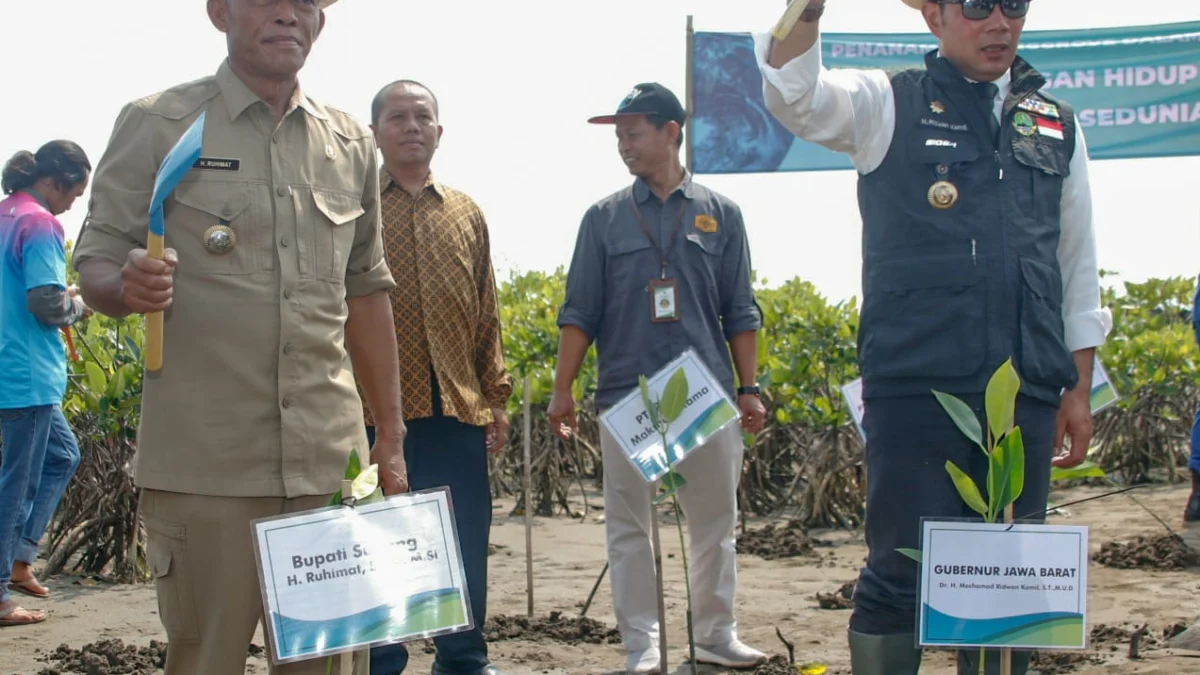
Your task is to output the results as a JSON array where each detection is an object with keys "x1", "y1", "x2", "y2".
[
  {"x1": 360, "y1": 172, "x2": 512, "y2": 428},
  {"x1": 74, "y1": 60, "x2": 395, "y2": 498}
]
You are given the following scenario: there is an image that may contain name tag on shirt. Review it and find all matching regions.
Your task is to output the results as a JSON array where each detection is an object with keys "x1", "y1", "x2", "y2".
[{"x1": 194, "y1": 157, "x2": 241, "y2": 171}]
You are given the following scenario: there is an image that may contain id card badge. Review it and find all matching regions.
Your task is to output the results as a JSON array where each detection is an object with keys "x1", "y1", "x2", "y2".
[{"x1": 649, "y1": 278, "x2": 680, "y2": 323}]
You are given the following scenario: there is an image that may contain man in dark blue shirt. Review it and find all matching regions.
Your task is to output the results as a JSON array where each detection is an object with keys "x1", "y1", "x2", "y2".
[{"x1": 547, "y1": 83, "x2": 767, "y2": 674}]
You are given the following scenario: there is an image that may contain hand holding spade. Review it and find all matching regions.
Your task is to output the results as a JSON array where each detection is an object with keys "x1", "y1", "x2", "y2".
[{"x1": 120, "y1": 247, "x2": 177, "y2": 314}]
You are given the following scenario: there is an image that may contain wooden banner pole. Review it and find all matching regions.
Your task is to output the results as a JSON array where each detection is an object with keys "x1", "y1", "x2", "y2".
[{"x1": 523, "y1": 376, "x2": 535, "y2": 617}]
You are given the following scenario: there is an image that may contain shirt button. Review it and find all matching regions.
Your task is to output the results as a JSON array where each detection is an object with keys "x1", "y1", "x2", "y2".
[
  {"x1": 283, "y1": 343, "x2": 294, "y2": 355},
  {"x1": 276, "y1": 186, "x2": 289, "y2": 197},
  {"x1": 280, "y1": 237, "x2": 290, "y2": 248},
  {"x1": 283, "y1": 289, "x2": 293, "y2": 299},
  {"x1": 282, "y1": 397, "x2": 293, "y2": 409}
]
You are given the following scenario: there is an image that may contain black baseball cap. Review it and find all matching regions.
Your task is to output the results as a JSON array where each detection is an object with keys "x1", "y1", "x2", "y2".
[{"x1": 587, "y1": 83, "x2": 687, "y2": 125}]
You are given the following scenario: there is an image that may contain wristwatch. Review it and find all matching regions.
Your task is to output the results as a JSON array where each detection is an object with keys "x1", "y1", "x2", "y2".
[{"x1": 737, "y1": 385, "x2": 762, "y2": 397}]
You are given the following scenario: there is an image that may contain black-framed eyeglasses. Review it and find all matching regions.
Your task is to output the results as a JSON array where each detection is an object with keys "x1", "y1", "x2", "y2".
[{"x1": 939, "y1": 0, "x2": 1031, "y2": 20}]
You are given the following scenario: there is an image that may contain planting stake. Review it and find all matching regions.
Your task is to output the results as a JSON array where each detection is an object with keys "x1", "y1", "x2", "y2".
[
  {"x1": 650, "y1": 483, "x2": 669, "y2": 675},
  {"x1": 1000, "y1": 500, "x2": 1015, "y2": 675},
  {"x1": 523, "y1": 376, "x2": 534, "y2": 617},
  {"x1": 580, "y1": 561, "x2": 608, "y2": 617}
]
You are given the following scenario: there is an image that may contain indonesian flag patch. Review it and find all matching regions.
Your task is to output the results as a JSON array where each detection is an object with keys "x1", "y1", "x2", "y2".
[{"x1": 1036, "y1": 117, "x2": 1064, "y2": 140}]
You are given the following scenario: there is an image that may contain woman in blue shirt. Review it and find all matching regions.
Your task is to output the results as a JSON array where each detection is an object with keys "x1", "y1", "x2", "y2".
[{"x1": 0, "y1": 140, "x2": 91, "y2": 627}]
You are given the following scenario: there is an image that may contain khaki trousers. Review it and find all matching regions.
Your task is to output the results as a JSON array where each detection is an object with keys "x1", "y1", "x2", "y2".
[
  {"x1": 599, "y1": 422, "x2": 745, "y2": 653},
  {"x1": 142, "y1": 489, "x2": 369, "y2": 675}
]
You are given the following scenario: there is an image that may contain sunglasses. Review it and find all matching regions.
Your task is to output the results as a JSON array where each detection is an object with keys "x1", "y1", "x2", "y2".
[{"x1": 939, "y1": 0, "x2": 1031, "y2": 20}]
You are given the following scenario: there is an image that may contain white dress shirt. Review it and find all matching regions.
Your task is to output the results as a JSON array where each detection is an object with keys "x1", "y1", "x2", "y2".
[{"x1": 753, "y1": 34, "x2": 1113, "y2": 354}]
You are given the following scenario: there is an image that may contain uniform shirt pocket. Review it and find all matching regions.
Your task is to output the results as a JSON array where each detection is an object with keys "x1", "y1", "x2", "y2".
[
  {"x1": 683, "y1": 231, "x2": 723, "y2": 291},
  {"x1": 606, "y1": 236, "x2": 655, "y2": 287},
  {"x1": 298, "y1": 187, "x2": 365, "y2": 283},
  {"x1": 171, "y1": 181, "x2": 258, "y2": 275}
]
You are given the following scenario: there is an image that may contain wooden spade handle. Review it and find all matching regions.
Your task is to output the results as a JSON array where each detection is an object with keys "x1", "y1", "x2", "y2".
[{"x1": 144, "y1": 233, "x2": 165, "y2": 372}]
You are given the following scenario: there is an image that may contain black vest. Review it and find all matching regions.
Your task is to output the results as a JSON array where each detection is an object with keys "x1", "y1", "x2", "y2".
[{"x1": 857, "y1": 52, "x2": 1079, "y2": 406}]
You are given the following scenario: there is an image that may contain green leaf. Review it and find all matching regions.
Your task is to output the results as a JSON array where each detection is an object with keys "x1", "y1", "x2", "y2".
[
  {"x1": 344, "y1": 449, "x2": 362, "y2": 480},
  {"x1": 654, "y1": 470, "x2": 688, "y2": 504},
  {"x1": 85, "y1": 361, "x2": 107, "y2": 395},
  {"x1": 659, "y1": 368, "x2": 689, "y2": 423},
  {"x1": 350, "y1": 463, "x2": 379, "y2": 501},
  {"x1": 1050, "y1": 460, "x2": 1106, "y2": 482},
  {"x1": 945, "y1": 461, "x2": 989, "y2": 519},
  {"x1": 933, "y1": 391, "x2": 985, "y2": 452},
  {"x1": 358, "y1": 487, "x2": 385, "y2": 506},
  {"x1": 896, "y1": 548, "x2": 923, "y2": 564},
  {"x1": 984, "y1": 358, "x2": 1021, "y2": 442},
  {"x1": 105, "y1": 364, "x2": 127, "y2": 400},
  {"x1": 638, "y1": 375, "x2": 659, "y2": 429},
  {"x1": 991, "y1": 426, "x2": 1026, "y2": 522}
]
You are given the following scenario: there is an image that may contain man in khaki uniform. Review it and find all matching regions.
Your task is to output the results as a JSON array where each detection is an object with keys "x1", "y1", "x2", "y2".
[{"x1": 74, "y1": 1, "x2": 407, "y2": 673}]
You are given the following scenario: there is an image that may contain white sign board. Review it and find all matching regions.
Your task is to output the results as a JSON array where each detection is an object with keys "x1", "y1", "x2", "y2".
[
  {"x1": 251, "y1": 487, "x2": 472, "y2": 664},
  {"x1": 841, "y1": 354, "x2": 1119, "y2": 441},
  {"x1": 600, "y1": 349, "x2": 741, "y2": 483},
  {"x1": 918, "y1": 520, "x2": 1089, "y2": 650}
]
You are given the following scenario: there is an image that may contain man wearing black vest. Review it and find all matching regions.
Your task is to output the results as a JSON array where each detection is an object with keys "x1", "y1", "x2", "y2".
[{"x1": 757, "y1": 1, "x2": 1112, "y2": 674}]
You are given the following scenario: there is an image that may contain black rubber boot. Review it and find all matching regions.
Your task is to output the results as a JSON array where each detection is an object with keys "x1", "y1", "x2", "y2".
[
  {"x1": 848, "y1": 630, "x2": 922, "y2": 675},
  {"x1": 956, "y1": 648, "x2": 1032, "y2": 675}
]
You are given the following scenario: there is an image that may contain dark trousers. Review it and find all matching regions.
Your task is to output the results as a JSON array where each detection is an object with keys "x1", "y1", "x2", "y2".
[
  {"x1": 850, "y1": 392, "x2": 1058, "y2": 636},
  {"x1": 366, "y1": 414, "x2": 492, "y2": 674}
]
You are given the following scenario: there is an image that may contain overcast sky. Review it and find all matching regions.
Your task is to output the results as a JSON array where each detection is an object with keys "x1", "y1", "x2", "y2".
[{"x1": 5, "y1": 0, "x2": 1197, "y2": 303}]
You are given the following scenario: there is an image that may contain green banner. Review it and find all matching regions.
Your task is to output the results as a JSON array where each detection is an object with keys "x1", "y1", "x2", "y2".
[{"x1": 691, "y1": 20, "x2": 1200, "y2": 173}]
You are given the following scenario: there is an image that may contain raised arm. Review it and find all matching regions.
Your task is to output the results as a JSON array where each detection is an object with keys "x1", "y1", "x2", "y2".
[{"x1": 756, "y1": 0, "x2": 897, "y2": 174}]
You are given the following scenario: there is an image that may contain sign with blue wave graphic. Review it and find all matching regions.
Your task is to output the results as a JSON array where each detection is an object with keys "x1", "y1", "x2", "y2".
[
  {"x1": 918, "y1": 521, "x2": 1090, "y2": 649},
  {"x1": 600, "y1": 349, "x2": 741, "y2": 483},
  {"x1": 251, "y1": 488, "x2": 472, "y2": 663},
  {"x1": 690, "y1": 21, "x2": 1200, "y2": 174}
]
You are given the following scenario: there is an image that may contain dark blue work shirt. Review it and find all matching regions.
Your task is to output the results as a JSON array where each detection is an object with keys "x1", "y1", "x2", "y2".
[{"x1": 558, "y1": 173, "x2": 762, "y2": 410}]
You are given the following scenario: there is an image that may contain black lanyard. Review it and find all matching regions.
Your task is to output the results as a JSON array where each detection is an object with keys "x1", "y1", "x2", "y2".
[{"x1": 630, "y1": 194, "x2": 687, "y2": 280}]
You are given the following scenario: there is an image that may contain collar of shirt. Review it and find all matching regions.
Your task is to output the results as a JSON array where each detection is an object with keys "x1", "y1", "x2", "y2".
[
  {"x1": 215, "y1": 59, "x2": 327, "y2": 122},
  {"x1": 632, "y1": 169, "x2": 696, "y2": 204},
  {"x1": 380, "y1": 168, "x2": 446, "y2": 201},
  {"x1": 932, "y1": 50, "x2": 1012, "y2": 119},
  {"x1": 968, "y1": 70, "x2": 1012, "y2": 121},
  {"x1": 9, "y1": 190, "x2": 48, "y2": 213},
  {"x1": 926, "y1": 48, "x2": 1012, "y2": 119}
]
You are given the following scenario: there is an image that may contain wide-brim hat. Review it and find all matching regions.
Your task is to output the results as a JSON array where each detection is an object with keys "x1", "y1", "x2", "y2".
[
  {"x1": 901, "y1": 0, "x2": 925, "y2": 8},
  {"x1": 320, "y1": 0, "x2": 338, "y2": 7}
]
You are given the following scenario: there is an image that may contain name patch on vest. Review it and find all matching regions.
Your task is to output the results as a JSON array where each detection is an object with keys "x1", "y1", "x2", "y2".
[
  {"x1": 194, "y1": 157, "x2": 241, "y2": 171},
  {"x1": 925, "y1": 138, "x2": 959, "y2": 148},
  {"x1": 920, "y1": 118, "x2": 968, "y2": 132}
]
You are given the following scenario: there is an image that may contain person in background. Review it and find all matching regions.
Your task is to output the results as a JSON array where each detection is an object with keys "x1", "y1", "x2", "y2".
[
  {"x1": 363, "y1": 78, "x2": 513, "y2": 675},
  {"x1": 73, "y1": 0, "x2": 405, "y2": 671},
  {"x1": 1187, "y1": 274, "x2": 1200, "y2": 523},
  {"x1": 548, "y1": 82, "x2": 767, "y2": 674},
  {"x1": 0, "y1": 140, "x2": 91, "y2": 627},
  {"x1": 759, "y1": 1, "x2": 1111, "y2": 673}
]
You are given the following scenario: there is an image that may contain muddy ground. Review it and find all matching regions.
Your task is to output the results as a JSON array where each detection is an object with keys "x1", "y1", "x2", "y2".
[{"x1": 8, "y1": 482, "x2": 1200, "y2": 675}]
